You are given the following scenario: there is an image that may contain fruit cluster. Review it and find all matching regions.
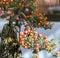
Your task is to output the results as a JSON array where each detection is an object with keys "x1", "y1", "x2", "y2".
[{"x1": 18, "y1": 25, "x2": 56, "y2": 52}]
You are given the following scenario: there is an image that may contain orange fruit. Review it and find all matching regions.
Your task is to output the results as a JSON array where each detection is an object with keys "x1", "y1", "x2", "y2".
[
  {"x1": 20, "y1": 36, "x2": 23, "y2": 39},
  {"x1": 31, "y1": 11, "x2": 34, "y2": 14},
  {"x1": 45, "y1": 43, "x2": 49, "y2": 47},
  {"x1": 10, "y1": 0, "x2": 14, "y2": 2},
  {"x1": 24, "y1": 46, "x2": 27, "y2": 49},
  {"x1": 35, "y1": 47, "x2": 39, "y2": 50},
  {"x1": 21, "y1": 4, "x2": 24, "y2": 7},
  {"x1": 6, "y1": 2, "x2": 8, "y2": 4}
]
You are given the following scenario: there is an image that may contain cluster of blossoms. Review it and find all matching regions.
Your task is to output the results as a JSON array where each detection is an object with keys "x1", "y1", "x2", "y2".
[{"x1": 18, "y1": 24, "x2": 56, "y2": 52}]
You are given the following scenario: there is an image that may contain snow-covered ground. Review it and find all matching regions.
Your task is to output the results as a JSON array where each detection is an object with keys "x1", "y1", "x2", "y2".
[{"x1": 0, "y1": 19, "x2": 60, "y2": 58}]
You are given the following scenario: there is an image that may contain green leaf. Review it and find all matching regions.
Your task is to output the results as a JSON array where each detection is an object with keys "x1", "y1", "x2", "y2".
[
  {"x1": 30, "y1": 5, "x2": 36, "y2": 10},
  {"x1": 33, "y1": 50, "x2": 38, "y2": 54}
]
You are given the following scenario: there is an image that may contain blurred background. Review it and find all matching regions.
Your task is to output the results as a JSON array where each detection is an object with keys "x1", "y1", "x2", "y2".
[
  {"x1": 36, "y1": 0, "x2": 60, "y2": 21},
  {"x1": 36, "y1": 0, "x2": 60, "y2": 13}
]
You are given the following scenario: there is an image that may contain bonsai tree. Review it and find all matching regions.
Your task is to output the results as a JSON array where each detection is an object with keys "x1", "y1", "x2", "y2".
[{"x1": 0, "y1": 0, "x2": 53, "y2": 58}]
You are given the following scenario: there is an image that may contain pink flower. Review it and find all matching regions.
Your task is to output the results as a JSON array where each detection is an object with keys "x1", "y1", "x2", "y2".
[
  {"x1": 23, "y1": 35, "x2": 27, "y2": 38},
  {"x1": 34, "y1": 35, "x2": 38, "y2": 39},
  {"x1": 39, "y1": 34, "x2": 42, "y2": 37},
  {"x1": 24, "y1": 30, "x2": 28, "y2": 34},
  {"x1": 20, "y1": 32, "x2": 24, "y2": 36},
  {"x1": 33, "y1": 28, "x2": 36, "y2": 31},
  {"x1": 44, "y1": 36, "x2": 48, "y2": 39},
  {"x1": 6, "y1": 16, "x2": 10, "y2": 19}
]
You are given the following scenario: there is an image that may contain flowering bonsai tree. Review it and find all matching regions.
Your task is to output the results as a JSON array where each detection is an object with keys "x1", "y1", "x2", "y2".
[{"x1": 0, "y1": 0, "x2": 54, "y2": 58}]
